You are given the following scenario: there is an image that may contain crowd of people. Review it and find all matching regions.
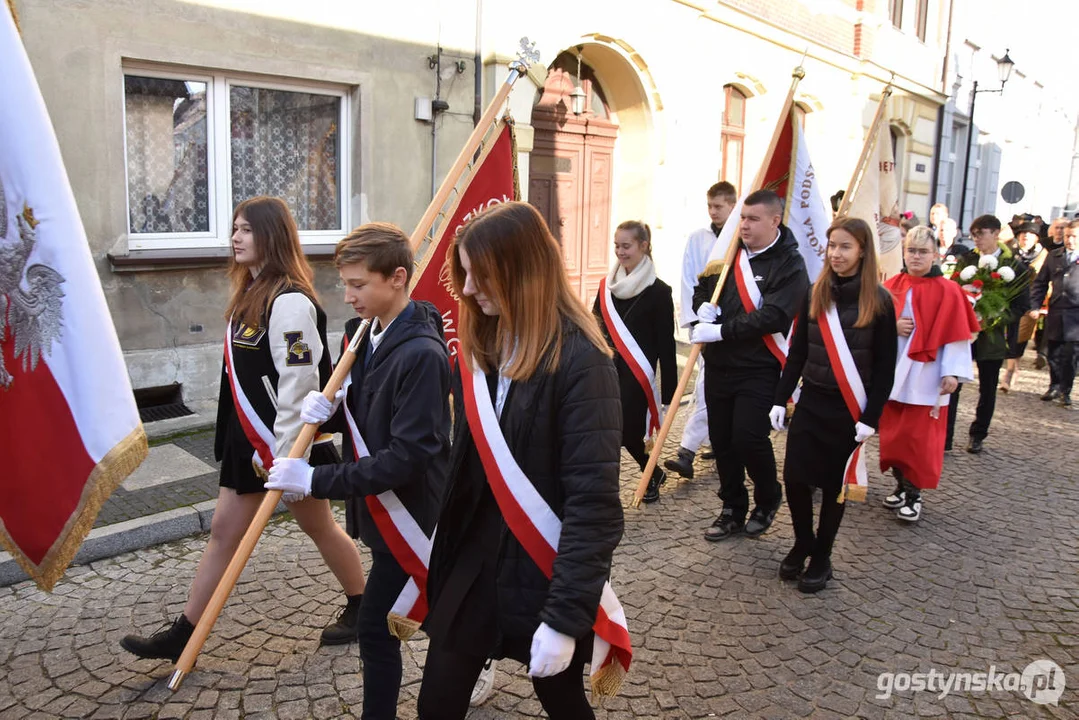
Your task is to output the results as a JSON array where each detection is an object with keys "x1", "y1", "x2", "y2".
[{"x1": 114, "y1": 188, "x2": 1076, "y2": 718}]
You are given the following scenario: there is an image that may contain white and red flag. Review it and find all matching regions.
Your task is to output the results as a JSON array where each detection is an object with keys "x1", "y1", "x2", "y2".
[
  {"x1": 410, "y1": 117, "x2": 519, "y2": 362},
  {"x1": 0, "y1": 6, "x2": 148, "y2": 590},
  {"x1": 844, "y1": 115, "x2": 903, "y2": 279}
]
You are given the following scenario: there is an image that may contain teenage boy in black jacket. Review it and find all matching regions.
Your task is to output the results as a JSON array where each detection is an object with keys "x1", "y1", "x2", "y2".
[
  {"x1": 690, "y1": 189, "x2": 810, "y2": 542},
  {"x1": 268, "y1": 223, "x2": 451, "y2": 720}
]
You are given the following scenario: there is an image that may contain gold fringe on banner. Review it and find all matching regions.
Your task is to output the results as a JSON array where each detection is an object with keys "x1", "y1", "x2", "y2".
[
  {"x1": 698, "y1": 260, "x2": 727, "y2": 279},
  {"x1": 590, "y1": 661, "x2": 627, "y2": 698},
  {"x1": 0, "y1": 426, "x2": 149, "y2": 591},
  {"x1": 386, "y1": 613, "x2": 422, "y2": 642}
]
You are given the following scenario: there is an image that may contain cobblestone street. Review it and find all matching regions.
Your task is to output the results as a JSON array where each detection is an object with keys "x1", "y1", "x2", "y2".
[{"x1": 1, "y1": 365, "x2": 1076, "y2": 719}]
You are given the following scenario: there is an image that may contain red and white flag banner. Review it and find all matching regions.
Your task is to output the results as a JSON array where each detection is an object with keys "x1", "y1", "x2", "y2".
[
  {"x1": 459, "y1": 356, "x2": 632, "y2": 697},
  {"x1": 597, "y1": 277, "x2": 661, "y2": 441},
  {"x1": 816, "y1": 305, "x2": 869, "y2": 503},
  {"x1": 410, "y1": 118, "x2": 519, "y2": 362},
  {"x1": 0, "y1": 6, "x2": 147, "y2": 590}
]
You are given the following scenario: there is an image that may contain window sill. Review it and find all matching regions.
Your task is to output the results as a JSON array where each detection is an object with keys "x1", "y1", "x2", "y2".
[{"x1": 108, "y1": 245, "x2": 338, "y2": 273}]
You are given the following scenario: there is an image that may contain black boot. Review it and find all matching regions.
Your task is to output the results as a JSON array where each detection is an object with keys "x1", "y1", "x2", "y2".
[
  {"x1": 663, "y1": 447, "x2": 695, "y2": 479},
  {"x1": 798, "y1": 557, "x2": 833, "y2": 593},
  {"x1": 779, "y1": 543, "x2": 812, "y2": 580},
  {"x1": 120, "y1": 615, "x2": 195, "y2": 662},
  {"x1": 642, "y1": 467, "x2": 667, "y2": 504},
  {"x1": 321, "y1": 593, "x2": 363, "y2": 645},
  {"x1": 1041, "y1": 386, "x2": 1062, "y2": 402}
]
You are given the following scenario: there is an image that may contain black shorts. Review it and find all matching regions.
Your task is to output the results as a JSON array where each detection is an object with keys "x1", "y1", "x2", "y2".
[{"x1": 219, "y1": 412, "x2": 341, "y2": 494}]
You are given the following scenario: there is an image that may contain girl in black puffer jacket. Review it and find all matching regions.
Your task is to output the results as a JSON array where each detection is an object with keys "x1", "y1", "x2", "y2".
[
  {"x1": 418, "y1": 202, "x2": 624, "y2": 719},
  {"x1": 770, "y1": 216, "x2": 896, "y2": 595}
]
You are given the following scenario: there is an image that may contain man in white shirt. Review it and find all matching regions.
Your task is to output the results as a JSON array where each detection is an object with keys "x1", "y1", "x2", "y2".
[{"x1": 665, "y1": 181, "x2": 736, "y2": 479}]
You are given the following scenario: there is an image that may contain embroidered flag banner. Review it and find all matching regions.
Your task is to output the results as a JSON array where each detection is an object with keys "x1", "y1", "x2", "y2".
[
  {"x1": 410, "y1": 118, "x2": 519, "y2": 360},
  {"x1": 0, "y1": 6, "x2": 148, "y2": 591}
]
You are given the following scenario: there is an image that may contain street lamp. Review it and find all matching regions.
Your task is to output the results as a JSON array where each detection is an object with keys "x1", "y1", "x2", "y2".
[{"x1": 957, "y1": 50, "x2": 1015, "y2": 228}]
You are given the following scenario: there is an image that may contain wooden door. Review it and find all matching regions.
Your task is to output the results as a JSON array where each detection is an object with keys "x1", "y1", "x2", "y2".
[{"x1": 529, "y1": 53, "x2": 618, "y2": 303}]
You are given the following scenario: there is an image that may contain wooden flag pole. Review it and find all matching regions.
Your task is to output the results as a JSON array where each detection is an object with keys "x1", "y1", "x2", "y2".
[
  {"x1": 167, "y1": 325, "x2": 367, "y2": 691},
  {"x1": 168, "y1": 39, "x2": 539, "y2": 691},
  {"x1": 632, "y1": 61, "x2": 807, "y2": 507},
  {"x1": 837, "y1": 82, "x2": 893, "y2": 217}
]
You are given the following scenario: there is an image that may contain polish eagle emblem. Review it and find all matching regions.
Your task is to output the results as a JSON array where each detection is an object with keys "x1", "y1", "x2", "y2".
[{"x1": 0, "y1": 182, "x2": 66, "y2": 389}]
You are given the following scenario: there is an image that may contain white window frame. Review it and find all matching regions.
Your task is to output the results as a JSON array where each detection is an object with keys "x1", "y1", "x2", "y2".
[{"x1": 122, "y1": 62, "x2": 351, "y2": 250}]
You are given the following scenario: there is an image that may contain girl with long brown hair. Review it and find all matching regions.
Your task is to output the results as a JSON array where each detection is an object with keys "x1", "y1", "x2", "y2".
[
  {"x1": 419, "y1": 201, "x2": 625, "y2": 719},
  {"x1": 768, "y1": 216, "x2": 897, "y2": 593},
  {"x1": 121, "y1": 196, "x2": 367, "y2": 662}
]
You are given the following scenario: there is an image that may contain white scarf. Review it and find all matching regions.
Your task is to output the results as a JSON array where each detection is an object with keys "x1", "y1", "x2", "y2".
[{"x1": 607, "y1": 255, "x2": 657, "y2": 299}]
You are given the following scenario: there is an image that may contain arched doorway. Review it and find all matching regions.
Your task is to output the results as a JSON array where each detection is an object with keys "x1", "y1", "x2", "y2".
[{"x1": 529, "y1": 51, "x2": 618, "y2": 303}]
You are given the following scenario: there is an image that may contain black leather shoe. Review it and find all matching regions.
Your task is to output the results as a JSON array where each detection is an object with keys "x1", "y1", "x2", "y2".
[
  {"x1": 663, "y1": 448, "x2": 695, "y2": 479},
  {"x1": 700, "y1": 449, "x2": 715, "y2": 460},
  {"x1": 320, "y1": 596, "x2": 363, "y2": 645},
  {"x1": 779, "y1": 546, "x2": 811, "y2": 580},
  {"x1": 1056, "y1": 394, "x2": 1072, "y2": 408},
  {"x1": 744, "y1": 504, "x2": 780, "y2": 537},
  {"x1": 120, "y1": 615, "x2": 195, "y2": 662},
  {"x1": 642, "y1": 468, "x2": 667, "y2": 504},
  {"x1": 704, "y1": 509, "x2": 744, "y2": 541},
  {"x1": 966, "y1": 437, "x2": 984, "y2": 454},
  {"x1": 1041, "y1": 387, "x2": 1062, "y2": 402},
  {"x1": 798, "y1": 558, "x2": 833, "y2": 593}
]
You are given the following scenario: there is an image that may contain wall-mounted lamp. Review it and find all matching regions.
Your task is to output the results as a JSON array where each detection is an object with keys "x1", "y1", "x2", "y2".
[{"x1": 570, "y1": 46, "x2": 586, "y2": 116}]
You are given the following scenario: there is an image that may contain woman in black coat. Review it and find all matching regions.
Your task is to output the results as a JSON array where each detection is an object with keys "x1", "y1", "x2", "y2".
[
  {"x1": 769, "y1": 216, "x2": 897, "y2": 594},
  {"x1": 418, "y1": 202, "x2": 625, "y2": 720},
  {"x1": 592, "y1": 221, "x2": 677, "y2": 502}
]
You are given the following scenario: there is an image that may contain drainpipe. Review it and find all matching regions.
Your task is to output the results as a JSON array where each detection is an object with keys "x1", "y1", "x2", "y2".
[{"x1": 474, "y1": 0, "x2": 482, "y2": 126}]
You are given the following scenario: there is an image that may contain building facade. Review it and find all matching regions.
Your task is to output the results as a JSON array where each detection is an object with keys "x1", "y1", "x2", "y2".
[{"x1": 15, "y1": 0, "x2": 955, "y2": 404}]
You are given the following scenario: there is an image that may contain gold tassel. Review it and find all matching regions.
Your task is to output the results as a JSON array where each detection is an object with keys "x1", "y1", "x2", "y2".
[
  {"x1": 386, "y1": 613, "x2": 422, "y2": 642},
  {"x1": 845, "y1": 485, "x2": 867, "y2": 503},
  {"x1": 698, "y1": 260, "x2": 726, "y2": 279},
  {"x1": 590, "y1": 662, "x2": 627, "y2": 698}
]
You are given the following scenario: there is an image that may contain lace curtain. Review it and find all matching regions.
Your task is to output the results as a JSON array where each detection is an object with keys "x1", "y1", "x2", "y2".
[{"x1": 124, "y1": 76, "x2": 341, "y2": 235}]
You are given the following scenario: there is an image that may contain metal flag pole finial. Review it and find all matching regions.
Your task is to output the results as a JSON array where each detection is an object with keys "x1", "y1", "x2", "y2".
[{"x1": 512, "y1": 37, "x2": 540, "y2": 73}]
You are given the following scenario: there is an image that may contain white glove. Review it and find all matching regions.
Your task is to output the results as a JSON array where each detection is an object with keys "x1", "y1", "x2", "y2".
[
  {"x1": 690, "y1": 323, "x2": 723, "y2": 344},
  {"x1": 854, "y1": 422, "x2": 876, "y2": 443},
  {"x1": 768, "y1": 405, "x2": 786, "y2": 432},
  {"x1": 696, "y1": 302, "x2": 720, "y2": 324},
  {"x1": 660, "y1": 404, "x2": 669, "y2": 417},
  {"x1": 282, "y1": 492, "x2": 306, "y2": 505},
  {"x1": 300, "y1": 389, "x2": 346, "y2": 425},
  {"x1": 266, "y1": 457, "x2": 314, "y2": 498},
  {"x1": 528, "y1": 622, "x2": 576, "y2": 678}
]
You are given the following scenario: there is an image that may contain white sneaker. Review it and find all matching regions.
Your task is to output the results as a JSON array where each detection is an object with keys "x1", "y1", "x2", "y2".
[
  {"x1": 896, "y1": 495, "x2": 922, "y2": 522},
  {"x1": 882, "y1": 483, "x2": 906, "y2": 509},
  {"x1": 469, "y1": 658, "x2": 496, "y2": 707}
]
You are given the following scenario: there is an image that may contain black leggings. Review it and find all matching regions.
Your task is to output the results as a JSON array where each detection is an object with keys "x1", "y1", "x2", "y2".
[
  {"x1": 417, "y1": 644, "x2": 595, "y2": 720},
  {"x1": 784, "y1": 478, "x2": 846, "y2": 562}
]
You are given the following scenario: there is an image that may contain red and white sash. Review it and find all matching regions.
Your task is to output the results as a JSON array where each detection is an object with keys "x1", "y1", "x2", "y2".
[
  {"x1": 597, "y1": 277, "x2": 662, "y2": 441},
  {"x1": 224, "y1": 320, "x2": 275, "y2": 474},
  {"x1": 460, "y1": 357, "x2": 632, "y2": 697},
  {"x1": 733, "y1": 248, "x2": 790, "y2": 367},
  {"x1": 340, "y1": 334, "x2": 433, "y2": 639},
  {"x1": 816, "y1": 305, "x2": 869, "y2": 503}
]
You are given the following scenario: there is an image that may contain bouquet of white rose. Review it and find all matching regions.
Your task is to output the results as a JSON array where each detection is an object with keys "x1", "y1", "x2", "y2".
[{"x1": 948, "y1": 247, "x2": 1028, "y2": 331}]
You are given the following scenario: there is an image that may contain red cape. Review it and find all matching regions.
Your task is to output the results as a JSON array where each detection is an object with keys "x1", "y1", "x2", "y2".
[{"x1": 885, "y1": 272, "x2": 979, "y2": 362}]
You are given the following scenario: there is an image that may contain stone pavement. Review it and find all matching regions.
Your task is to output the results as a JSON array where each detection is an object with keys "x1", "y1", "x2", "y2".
[{"x1": 0, "y1": 354, "x2": 1076, "y2": 719}]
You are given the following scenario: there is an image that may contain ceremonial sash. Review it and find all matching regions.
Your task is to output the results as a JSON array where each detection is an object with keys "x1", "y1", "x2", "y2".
[
  {"x1": 460, "y1": 357, "x2": 632, "y2": 697},
  {"x1": 224, "y1": 320, "x2": 275, "y2": 475},
  {"x1": 816, "y1": 305, "x2": 868, "y2": 503},
  {"x1": 733, "y1": 248, "x2": 790, "y2": 367},
  {"x1": 597, "y1": 277, "x2": 661, "y2": 441},
  {"x1": 340, "y1": 333, "x2": 433, "y2": 641}
]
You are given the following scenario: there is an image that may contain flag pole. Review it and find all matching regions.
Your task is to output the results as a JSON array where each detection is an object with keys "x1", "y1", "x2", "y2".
[
  {"x1": 837, "y1": 80, "x2": 893, "y2": 217},
  {"x1": 632, "y1": 59, "x2": 807, "y2": 507},
  {"x1": 168, "y1": 39, "x2": 538, "y2": 691}
]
